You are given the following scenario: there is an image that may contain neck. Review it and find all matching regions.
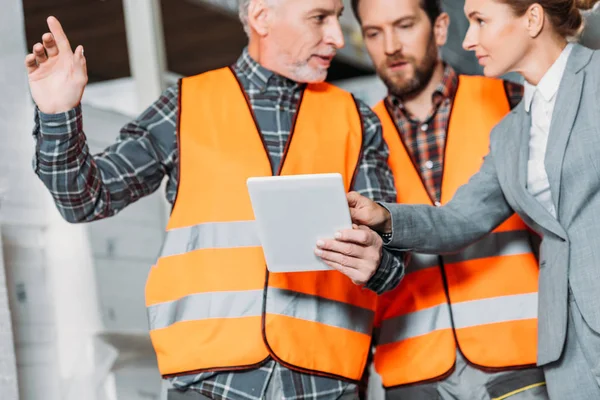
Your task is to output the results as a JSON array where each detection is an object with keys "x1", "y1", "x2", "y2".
[
  {"x1": 248, "y1": 37, "x2": 262, "y2": 64},
  {"x1": 400, "y1": 61, "x2": 445, "y2": 121},
  {"x1": 516, "y1": 35, "x2": 568, "y2": 85}
]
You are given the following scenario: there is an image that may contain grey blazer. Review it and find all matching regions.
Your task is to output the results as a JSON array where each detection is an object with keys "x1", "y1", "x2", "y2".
[{"x1": 383, "y1": 44, "x2": 600, "y2": 366}]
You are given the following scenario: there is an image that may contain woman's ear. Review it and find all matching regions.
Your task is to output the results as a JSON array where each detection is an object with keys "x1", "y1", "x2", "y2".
[{"x1": 525, "y1": 3, "x2": 545, "y2": 38}]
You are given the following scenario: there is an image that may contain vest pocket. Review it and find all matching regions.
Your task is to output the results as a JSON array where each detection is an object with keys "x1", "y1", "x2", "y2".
[{"x1": 486, "y1": 367, "x2": 547, "y2": 399}]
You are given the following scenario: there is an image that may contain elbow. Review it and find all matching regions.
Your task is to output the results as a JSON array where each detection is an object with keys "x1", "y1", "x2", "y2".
[
  {"x1": 59, "y1": 210, "x2": 89, "y2": 224},
  {"x1": 53, "y1": 204, "x2": 96, "y2": 224}
]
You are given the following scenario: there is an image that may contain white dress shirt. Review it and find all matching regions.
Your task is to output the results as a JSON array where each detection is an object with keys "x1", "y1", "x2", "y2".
[{"x1": 524, "y1": 43, "x2": 574, "y2": 218}]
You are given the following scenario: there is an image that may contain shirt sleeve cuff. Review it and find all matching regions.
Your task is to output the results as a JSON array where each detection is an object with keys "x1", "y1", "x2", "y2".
[
  {"x1": 364, "y1": 249, "x2": 406, "y2": 295},
  {"x1": 376, "y1": 201, "x2": 396, "y2": 245},
  {"x1": 35, "y1": 105, "x2": 82, "y2": 138}
]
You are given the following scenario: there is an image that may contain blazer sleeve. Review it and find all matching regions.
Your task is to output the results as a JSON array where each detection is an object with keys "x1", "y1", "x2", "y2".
[{"x1": 381, "y1": 127, "x2": 514, "y2": 253}]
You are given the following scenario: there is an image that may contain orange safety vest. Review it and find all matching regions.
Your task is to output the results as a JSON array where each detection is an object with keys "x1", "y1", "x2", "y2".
[
  {"x1": 373, "y1": 75, "x2": 539, "y2": 388},
  {"x1": 145, "y1": 67, "x2": 377, "y2": 380}
]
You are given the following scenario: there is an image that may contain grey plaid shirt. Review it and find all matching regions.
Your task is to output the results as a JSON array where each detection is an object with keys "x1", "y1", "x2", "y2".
[{"x1": 33, "y1": 49, "x2": 404, "y2": 400}]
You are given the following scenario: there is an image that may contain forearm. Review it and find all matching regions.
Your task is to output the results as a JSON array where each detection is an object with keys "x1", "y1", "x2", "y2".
[
  {"x1": 381, "y1": 146, "x2": 513, "y2": 254},
  {"x1": 34, "y1": 106, "x2": 117, "y2": 222},
  {"x1": 381, "y1": 202, "x2": 503, "y2": 253},
  {"x1": 33, "y1": 106, "x2": 168, "y2": 222}
]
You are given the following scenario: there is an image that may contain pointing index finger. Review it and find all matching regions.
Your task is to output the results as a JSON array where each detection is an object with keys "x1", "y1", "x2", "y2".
[{"x1": 47, "y1": 16, "x2": 72, "y2": 54}]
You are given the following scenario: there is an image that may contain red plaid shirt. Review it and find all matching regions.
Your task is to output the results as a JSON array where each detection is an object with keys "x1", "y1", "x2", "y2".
[{"x1": 386, "y1": 64, "x2": 523, "y2": 203}]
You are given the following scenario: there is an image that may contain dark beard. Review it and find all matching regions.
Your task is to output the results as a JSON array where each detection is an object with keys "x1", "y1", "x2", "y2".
[{"x1": 379, "y1": 35, "x2": 438, "y2": 99}]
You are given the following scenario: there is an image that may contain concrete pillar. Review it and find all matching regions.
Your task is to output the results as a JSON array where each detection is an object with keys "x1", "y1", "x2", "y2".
[
  {"x1": 0, "y1": 1, "x2": 42, "y2": 399},
  {"x1": 122, "y1": 0, "x2": 168, "y2": 113},
  {"x1": 0, "y1": 1, "x2": 110, "y2": 399},
  {"x1": 0, "y1": 228, "x2": 18, "y2": 400}
]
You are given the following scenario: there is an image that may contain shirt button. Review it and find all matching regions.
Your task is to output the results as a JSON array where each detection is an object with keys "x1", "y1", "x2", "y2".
[
  {"x1": 434, "y1": 201, "x2": 442, "y2": 207},
  {"x1": 424, "y1": 160, "x2": 434, "y2": 170},
  {"x1": 421, "y1": 123, "x2": 429, "y2": 131}
]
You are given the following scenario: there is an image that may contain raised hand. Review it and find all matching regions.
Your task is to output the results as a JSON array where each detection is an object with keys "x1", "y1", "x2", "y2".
[
  {"x1": 346, "y1": 191, "x2": 392, "y2": 233},
  {"x1": 24, "y1": 16, "x2": 88, "y2": 114}
]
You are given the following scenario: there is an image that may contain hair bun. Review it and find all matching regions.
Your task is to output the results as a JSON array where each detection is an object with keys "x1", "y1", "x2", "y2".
[{"x1": 576, "y1": 0, "x2": 600, "y2": 10}]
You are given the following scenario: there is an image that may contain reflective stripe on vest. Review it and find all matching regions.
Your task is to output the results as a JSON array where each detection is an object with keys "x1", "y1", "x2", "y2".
[
  {"x1": 373, "y1": 75, "x2": 539, "y2": 388},
  {"x1": 407, "y1": 230, "x2": 534, "y2": 272},
  {"x1": 159, "y1": 221, "x2": 261, "y2": 257},
  {"x1": 379, "y1": 293, "x2": 538, "y2": 345},
  {"x1": 145, "y1": 67, "x2": 376, "y2": 380},
  {"x1": 148, "y1": 288, "x2": 374, "y2": 334}
]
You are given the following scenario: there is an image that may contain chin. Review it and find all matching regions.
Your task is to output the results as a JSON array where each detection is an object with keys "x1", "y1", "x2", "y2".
[
  {"x1": 294, "y1": 67, "x2": 328, "y2": 83},
  {"x1": 482, "y1": 64, "x2": 507, "y2": 79},
  {"x1": 308, "y1": 74, "x2": 327, "y2": 83}
]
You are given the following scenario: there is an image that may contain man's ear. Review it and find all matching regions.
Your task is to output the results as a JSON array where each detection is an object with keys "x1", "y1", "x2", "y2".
[
  {"x1": 434, "y1": 12, "x2": 450, "y2": 47},
  {"x1": 248, "y1": 0, "x2": 271, "y2": 36}
]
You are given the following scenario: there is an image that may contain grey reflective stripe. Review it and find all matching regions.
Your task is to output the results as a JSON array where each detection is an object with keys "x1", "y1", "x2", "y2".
[
  {"x1": 160, "y1": 221, "x2": 260, "y2": 258},
  {"x1": 406, "y1": 230, "x2": 533, "y2": 273},
  {"x1": 266, "y1": 288, "x2": 374, "y2": 335},
  {"x1": 147, "y1": 289, "x2": 264, "y2": 330},
  {"x1": 378, "y1": 304, "x2": 452, "y2": 345},
  {"x1": 452, "y1": 293, "x2": 538, "y2": 329},
  {"x1": 445, "y1": 230, "x2": 533, "y2": 264},
  {"x1": 378, "y1": 293, "x2": 537, "y2": 345},
  {"x1": 148, "y1": 288, "x2": 374, "y2": 334}
]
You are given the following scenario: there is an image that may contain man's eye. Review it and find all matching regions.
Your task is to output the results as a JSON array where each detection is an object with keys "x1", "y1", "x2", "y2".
[{"x1": 313, "y1": 15, "x2": 326, "y2": 23}]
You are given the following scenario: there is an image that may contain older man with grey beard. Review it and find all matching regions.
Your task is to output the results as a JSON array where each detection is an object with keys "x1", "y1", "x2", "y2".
[{"x1": 24, "y1": 0, "x2": 406, "y2": 399}]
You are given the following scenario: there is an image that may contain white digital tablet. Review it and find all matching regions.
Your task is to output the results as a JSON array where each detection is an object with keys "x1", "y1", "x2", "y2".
[{"x1": 247, "y1": 173, "x2": 352, "y2": 273}]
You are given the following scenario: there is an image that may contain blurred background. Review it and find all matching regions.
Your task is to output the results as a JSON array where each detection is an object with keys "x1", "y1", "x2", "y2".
[{"x1": 0, "y1": 1, "x2": 599, "y2": 399}]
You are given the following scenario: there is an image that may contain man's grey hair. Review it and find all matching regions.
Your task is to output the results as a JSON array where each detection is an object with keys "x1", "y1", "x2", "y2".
[
  {"x1": 238, "y1": 0, "x2": 252, "y2": 36},
  {"x1": 238, "y1": 0, "x2": 277, "y2": 36}
]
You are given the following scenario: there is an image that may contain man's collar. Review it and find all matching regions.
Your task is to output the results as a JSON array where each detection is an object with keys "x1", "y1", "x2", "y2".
[{"x1": 234, "y1": 48, "x2": 302, "y2": 92}]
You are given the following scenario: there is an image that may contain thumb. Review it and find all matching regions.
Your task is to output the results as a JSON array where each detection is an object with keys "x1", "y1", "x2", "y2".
[
  {"x1": 74, "y1": 45, "x2": 85, "y2": 63},
  {"x1": 349, "y1": 205, "x2": 368, "y2": 225},
  {"x1": 347, "y1": 191, "x2": 361, "y2": 208},
  {"x1": 74, "y1": 45, "x2": 88, "y2": 77}
]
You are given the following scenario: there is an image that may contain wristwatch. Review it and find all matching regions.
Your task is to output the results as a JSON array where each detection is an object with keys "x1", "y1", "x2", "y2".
[{"x1": 380, "y1": 232, "x2": 392, "y2": 242}]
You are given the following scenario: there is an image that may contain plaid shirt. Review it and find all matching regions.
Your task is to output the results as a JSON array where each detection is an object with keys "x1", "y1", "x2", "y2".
[
  {"x1": 33, "y1": 49, "x2": 403, "y2": 400},
  {"x1": 386, "y1": 64, "x2": 524, "y2": 203}
]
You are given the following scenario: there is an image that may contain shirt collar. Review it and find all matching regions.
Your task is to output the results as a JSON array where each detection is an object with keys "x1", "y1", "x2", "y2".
[
  {"x1": 234, "y1": 48, "x2": 302, "y2": 93},
  {"x1": 524, "y1": 42, "x2": 574, "y2": 112},
  {"x1": 387, "y1": 63, "x2": 458, "y2": 111}
]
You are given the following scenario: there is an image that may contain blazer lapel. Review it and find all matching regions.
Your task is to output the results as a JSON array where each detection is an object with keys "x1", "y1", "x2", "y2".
[
  {"x1": 544, "y1": 69, "x2": 585, "y2": 214},
  {"x1": 514, "y1": 106, "x2": 567, "y2": 239}
]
